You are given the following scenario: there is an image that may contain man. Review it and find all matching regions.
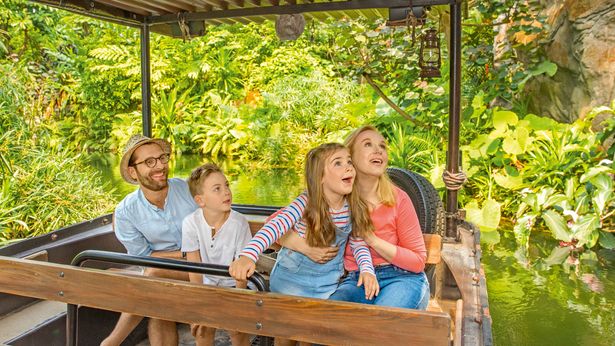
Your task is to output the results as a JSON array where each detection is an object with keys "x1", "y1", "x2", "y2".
[{"x1": 101, "y1": 134, "x2": 198, "y2": 346}]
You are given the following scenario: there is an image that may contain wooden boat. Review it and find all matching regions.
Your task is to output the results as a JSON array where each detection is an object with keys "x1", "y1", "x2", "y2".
[{"x1": 0, "y1": 1, "x2": 492, "y2": 345}]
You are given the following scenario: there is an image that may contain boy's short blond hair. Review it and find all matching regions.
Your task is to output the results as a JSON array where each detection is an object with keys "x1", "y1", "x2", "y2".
[{"x1": 188, "y1": 163, "x2": 223, "y2": 197}]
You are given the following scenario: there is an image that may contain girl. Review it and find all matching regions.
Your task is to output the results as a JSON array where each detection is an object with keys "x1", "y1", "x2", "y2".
[
  {"x1": 281, "y1": 126, "x2": 430, "y2": 310},
  {"x1": 229, "y1": 143, "x2": 378, "y2": 300}
]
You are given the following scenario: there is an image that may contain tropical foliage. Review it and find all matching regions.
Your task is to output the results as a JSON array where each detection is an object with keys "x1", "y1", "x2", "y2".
[{"x1": 0, "y1": 0, "x2": 613, "y2": 260}]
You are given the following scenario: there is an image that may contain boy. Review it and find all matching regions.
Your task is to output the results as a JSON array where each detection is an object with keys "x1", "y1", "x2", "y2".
[{"x1": 182, "y1": 163, "x2": 252, "y2": 346}]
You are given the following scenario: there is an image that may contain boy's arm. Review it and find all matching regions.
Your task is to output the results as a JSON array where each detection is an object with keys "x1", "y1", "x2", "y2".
[
  {"x1": 186, "y1": 251, "x2": 203, "y2": 284},
  {"x1": 150, "y1": 250, "x2": 184, "y2": 259}
]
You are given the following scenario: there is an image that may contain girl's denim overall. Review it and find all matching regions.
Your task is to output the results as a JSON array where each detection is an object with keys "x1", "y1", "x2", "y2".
[{"x1": 269, "y1": 222, "x2": 351, "y2": 299}]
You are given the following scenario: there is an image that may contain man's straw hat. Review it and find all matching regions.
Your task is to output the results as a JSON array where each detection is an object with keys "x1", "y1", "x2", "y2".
[{"x1": 120, "y1": 134, "x2": 171, "y2": 185}]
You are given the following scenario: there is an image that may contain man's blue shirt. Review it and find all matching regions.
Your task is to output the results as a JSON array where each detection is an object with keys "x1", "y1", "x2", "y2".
[{"x1": 114, "y1": 178, "x2": 198, "y2": 256}]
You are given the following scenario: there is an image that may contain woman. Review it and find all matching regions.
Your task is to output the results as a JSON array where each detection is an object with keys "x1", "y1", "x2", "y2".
[{"x1": 280, "y1": 125, "x2": 429, "y2": 309}]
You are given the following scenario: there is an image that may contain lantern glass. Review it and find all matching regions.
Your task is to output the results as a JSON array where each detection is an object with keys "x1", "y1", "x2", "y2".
[
  {"x1": 419, "y1": 28, "x2": 441, "y2": 79},
  {"x1": 422, "y1": 47, "x2": 439, "y2": 64}
]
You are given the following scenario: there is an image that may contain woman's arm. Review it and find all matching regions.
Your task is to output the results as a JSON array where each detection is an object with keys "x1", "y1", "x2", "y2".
[
  {"x1": 388, "y1": 191, "x2": 427, "y2": 272},
  {"x1": 278, "y1": 231, "x2": 338, "y2": 263},
  {"x1": 363, "y1": 189, "x2": 426, "y2": 273}
]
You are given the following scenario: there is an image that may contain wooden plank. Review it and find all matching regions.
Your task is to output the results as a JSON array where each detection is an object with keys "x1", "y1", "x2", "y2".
[
  {"x1": 23, "y1": 250, "x2": 48, "y2": 262},
  {"x1": 441, "y1": 228, "x2": 487, "y2": 346},
  {"x1": 0, "y1": 256, "x2": 450, "y2": 346},
  {"x1": 96, "y1": 0, "x2": 152, "y2": 15},
  {"x1": 454, "y1": 299, "x2": 463, "y2": 346},
  {"x1": 425, "y1": 234, "x2": 442, "y2": 265}
]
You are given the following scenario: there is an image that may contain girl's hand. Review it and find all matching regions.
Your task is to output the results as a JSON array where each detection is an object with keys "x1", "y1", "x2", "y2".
[
  {"x1": 305, "y1": 246, "x2": 339, "y2": 264},
  {"x1": 357, "y1": 272, "x2": 379, "y2": 300},
  {"x1": 229, "y1": 256, "x2": 255, "y2": 281}
]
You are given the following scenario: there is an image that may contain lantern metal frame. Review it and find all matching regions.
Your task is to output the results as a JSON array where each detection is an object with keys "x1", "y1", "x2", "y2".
[{"x1": 419, "y1": 27, "x2": 442, "y2": 79}]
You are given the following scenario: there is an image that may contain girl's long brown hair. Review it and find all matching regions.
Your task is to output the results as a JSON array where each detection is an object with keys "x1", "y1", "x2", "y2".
[
  {"x1": 303, "y1": 143, "x2": 374, "y2": 247},
  {"x1": 344, "y1": 125, "x2": 396, "y2": 206}
]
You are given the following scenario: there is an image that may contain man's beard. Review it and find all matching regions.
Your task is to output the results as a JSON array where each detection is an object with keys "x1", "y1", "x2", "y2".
[{"x1": 136, "y1": 168, "x2": 169, "y2": 191}]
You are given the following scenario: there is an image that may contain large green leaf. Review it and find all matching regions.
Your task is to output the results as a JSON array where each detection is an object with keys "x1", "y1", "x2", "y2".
[
  {"x1": 480, "y1": 229, "x2": 501, "y2": 245},
  {"x1": 571, "y1": 214, "x2": 600, "y2": 247},
  {"x1": 531, "y1": 60, "x2": 558, "y2": 77},
  {"x1": 502, "y1": 136, "x2": 522, "y2": 155},
  {"x1": 598, "y1": 231, "x2": 615, "y2": 250},
  {"x1": 525, "y1": 114, "x2": 556, "y2": 131},
  {"x1": 590, "y1": 174, "x2": 613, "y2": 215},
  {"x1": 493, "y1": 110, "x2": 518, "y2": 131},
  {"x1": 579, "y1": 166, "x2": 611, "y2": 183},
  {"x1": 544, "y1": 193, "x2": 569, "y2": 210},
  {"x1": 465, "y1": 199, "x2": 501, "y2": 232},
  {"x1": 544, "y1": 246, "x2": 571, "y2": 266},
  {"x1": 494, "y1": 171, "x2": 524, "y2": 190},
  {"x1": 513, "y1": 214, "x2": 536, "y2": 249},
  {"x1": 542, "y1": 210, "x2": 571, "y2": 242},
  {"x1": 565, "y1": 178, "x2": 576, "y2": 200}
]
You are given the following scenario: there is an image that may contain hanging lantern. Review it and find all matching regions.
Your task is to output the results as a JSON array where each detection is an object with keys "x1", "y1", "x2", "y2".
[{"x1": 419, "y1": 28, "x2": 441, "y2": 79}]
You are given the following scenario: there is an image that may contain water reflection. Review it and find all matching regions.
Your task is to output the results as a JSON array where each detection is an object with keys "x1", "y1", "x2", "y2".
[
  {"x1": 87, "y1": 153, "x2": 304, "y2": 206},
  {"x1": 483, "y1": 231, "x2": 615, "y2": 345}
]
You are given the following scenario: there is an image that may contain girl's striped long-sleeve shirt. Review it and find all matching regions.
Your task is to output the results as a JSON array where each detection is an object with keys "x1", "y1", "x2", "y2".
[{"x1": 239, "y1": 193, "x2": 375, "y2": 275}]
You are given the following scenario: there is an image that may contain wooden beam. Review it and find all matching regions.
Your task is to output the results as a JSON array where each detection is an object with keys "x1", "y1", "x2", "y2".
[
  {"x1": 0, "y1": 256, "x2": 451, "y2": 345},
  {"x1": 199, "y1": 0, "x2": 229, "y2": 10},
  {"x1": 127, "y1": 0, "x2": 187, "y2": 14},
  {"x1": 154, "y1": 0, "x2": 433, "y2": 24},
  {"x1": 97, "y1": 0, "x2": 151, "y2": 15},
  {"x1": 30, "y1": 0, "x2": 144, "y2": 26},
  {"x1": 227, "y1": 0, "x2": 246, "y2": 8}
]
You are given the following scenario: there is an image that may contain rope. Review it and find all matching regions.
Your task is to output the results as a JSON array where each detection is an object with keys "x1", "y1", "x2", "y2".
[
  {"x1": 442, "y1": 170, "x2": 467, "y2": 191},
  {"x1": 177, "y1": 12, "x2": 191, "y2": 41}
]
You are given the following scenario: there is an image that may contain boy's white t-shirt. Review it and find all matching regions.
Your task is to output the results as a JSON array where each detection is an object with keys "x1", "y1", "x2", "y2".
[{"x1": 181, "y1": 209, "x2": 252, "y2": 287}]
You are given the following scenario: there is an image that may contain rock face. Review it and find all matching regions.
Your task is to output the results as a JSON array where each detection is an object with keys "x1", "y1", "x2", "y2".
[{"x1": 525, "y1": 0, "x2": 615, "y2": 122}]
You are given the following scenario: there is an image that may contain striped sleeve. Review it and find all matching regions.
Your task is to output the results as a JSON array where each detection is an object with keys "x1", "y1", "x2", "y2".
[
  {"x1": 239, "y1": 193, "x2": 307, "y2": 262},
  {"x1": 349, "y1": 236, "x2": 375, "y2": 275}
]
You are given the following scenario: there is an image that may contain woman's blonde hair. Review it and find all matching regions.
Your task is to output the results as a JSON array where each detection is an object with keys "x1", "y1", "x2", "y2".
[
  {"x1": 344, "y1": 125, "x2": 396, "y2": 206},
  {"x1": 303, "y1": 143, "x2": 374, "y2": 247}
]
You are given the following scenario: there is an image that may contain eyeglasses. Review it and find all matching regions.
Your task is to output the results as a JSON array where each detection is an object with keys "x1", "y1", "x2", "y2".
[{"x1": 131, "y1": 153, "x2": 170, "y2": 168}]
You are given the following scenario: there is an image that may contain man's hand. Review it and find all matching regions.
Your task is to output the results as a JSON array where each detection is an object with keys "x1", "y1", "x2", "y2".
[
  {"x1": 229, "y1": 256, "x2": 256, "y2": 281},
  {"x1": 357, "y1": 272, "x2": 379, "y2": 300},
  {"x1": 305, "y1": 246, "x2": 338, "y2": 264}
]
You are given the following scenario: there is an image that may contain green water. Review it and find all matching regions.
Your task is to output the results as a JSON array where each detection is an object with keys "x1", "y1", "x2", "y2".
[
  {"x1": 87, "y1": 152, "x2": 304, "y2": 206},
  {"x1": 89, "y1": 153, "x2": 615, "y2": 346}
]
